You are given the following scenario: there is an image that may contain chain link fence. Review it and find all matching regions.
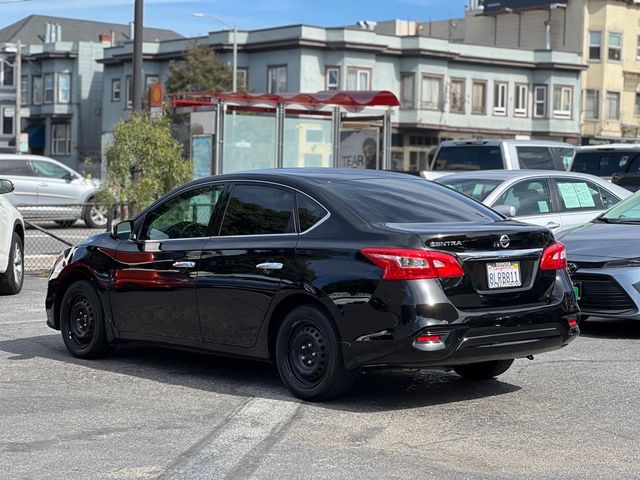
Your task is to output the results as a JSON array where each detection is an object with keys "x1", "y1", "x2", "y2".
[{"x1": 21, "y1": 203, "x2": 113, "y2": 272}]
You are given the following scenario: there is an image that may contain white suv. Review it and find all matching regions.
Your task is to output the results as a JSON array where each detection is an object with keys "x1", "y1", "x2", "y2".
[{"x1": 0, "y1": 179, "x2": 24, "y2": 295}]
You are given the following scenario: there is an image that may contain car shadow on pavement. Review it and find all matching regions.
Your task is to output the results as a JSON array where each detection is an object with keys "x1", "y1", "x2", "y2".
[
  {"x1": 578, "y1": 318, "x2": 640, "y2": 340},
  {"x1": 0, "y1": 334, "x2": 521, "y2": 412}
]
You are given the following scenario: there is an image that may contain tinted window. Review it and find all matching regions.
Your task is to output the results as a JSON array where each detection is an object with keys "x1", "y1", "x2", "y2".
[
  {"x1": 433, "y1": 146, "x2": 503, "y2": 171},
  {"x1": 493, "y1": 179, "x2": 552, "y2": 216},
  {"x1": 0, "y1": 159, "x2": 33, "y2": 176},
  {"x1": 516, "y1": 146, "x2": 556, "y2": 170},
  {"x1": 297, "y1": 193, "x2": 328, "y2": 232},
  {"x1": 32, "y1": 160, "x2": 71, "y2": 179},
  {"x1": 556, "y1": 147, "x2": 575, "y2": 170},
  {"x1": 141, "y1": 185, "x2": 224, "y2": 240},
  {"x1": 323, "y1": 177, "x2": 502, "y2": 224},
  {"x1": 571, "y1": 151, "x2": 636, "y2": 176},
  {"x1": 438, "y1": 178, "x2": 502, "y2": 202},
  {"x1": 555, "y1": 179, "x2": 606, "y2": 211},
  {"x1": 221, "y1": 184, "x2": 295, "y2": 236}
]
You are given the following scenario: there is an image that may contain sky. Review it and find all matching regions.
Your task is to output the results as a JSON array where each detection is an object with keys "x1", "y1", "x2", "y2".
[{"x1": 0, "y1": 0, "x2": 468, "y2": 36}]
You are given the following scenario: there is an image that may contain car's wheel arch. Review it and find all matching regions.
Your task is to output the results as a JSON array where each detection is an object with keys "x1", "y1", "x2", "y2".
[{"x1": 13, "y1": 220, "x2": 24, "y2": 245}]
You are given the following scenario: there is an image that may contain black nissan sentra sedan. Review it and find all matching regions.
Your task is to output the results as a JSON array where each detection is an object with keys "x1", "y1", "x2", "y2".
[{"x1": 46, "y1": 169, "x2": 580, "y2": 401}]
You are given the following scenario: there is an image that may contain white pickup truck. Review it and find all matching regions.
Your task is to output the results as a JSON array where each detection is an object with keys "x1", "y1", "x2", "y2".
[{"x1": 0, "y1": 179, "x2": 24, "y2": 295}]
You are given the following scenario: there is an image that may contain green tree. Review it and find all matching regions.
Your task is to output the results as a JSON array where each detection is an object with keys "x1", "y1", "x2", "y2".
[
  {"x1": 166, "y1": 44, "x2": 233, "y2": 93},
  {"x1": 99, "y1": 112, "x2": 192, "y2": 217}
]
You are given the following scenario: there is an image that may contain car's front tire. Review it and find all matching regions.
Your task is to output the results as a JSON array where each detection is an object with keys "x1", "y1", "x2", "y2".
[
  {"x1": 0, "y1": 233, "x2": 24, "y2": 295},
  {"x1": 84, "y1": 200, "x2": 109, "y2": 229},
  {"x1": 60, "y1": 280, "x2": 113, "y2": 359},
  {"x1": 453, "y1": 359, "x2": 514, "y2": 380},
  {"x1": 275, "y1": 305, "x2": 355, "y2": 401}
]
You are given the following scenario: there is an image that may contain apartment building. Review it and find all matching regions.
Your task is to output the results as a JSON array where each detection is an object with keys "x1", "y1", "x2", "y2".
[{"x1": 0, "y1": 43, "x2": 18, "y2": 152}]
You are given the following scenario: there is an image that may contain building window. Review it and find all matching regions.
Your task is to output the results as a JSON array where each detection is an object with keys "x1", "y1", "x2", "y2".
[
  {"x1": 400, "y1": 73, "x2": 415, "y2": 109},
  {"x1": 43, "y1": 73, "x2": 54, "y2": 104},
  {"x1": 636, "y1": 93, "x2": 640, "y2": 116},
  {"x1": 637, "y1": 35, "x2": 640, "y2": 59},
  {"x1": 493, "y1": 82, "x2": 508, "y2": 115},
  {"x1": 421, "y1": 75, "x2": 442, "y2": 110},
  {"x1": 267, "y1": 65, "x2": 287, "y2": 93},
  {"x1": 57, "y1": 73, "x2": 71, "y2": 103},
  {"x1": 347, "y1": 67, "x2": 371, "y2": 91},
  {"x1": 1, "y1": 60, "x2": 14, "y2": 86},
  {"x1": 51, "y1": 123, "x2": 71, "y2": 156},
  {"x1": 514, "y1": 84, "x2": 528, "y2": 117},
  {"x1": 2, "y1": 106, "x2": 13, "y2": 136},
  {"x1": 471, "y1": 81, "x2": 486, "y2": 115},
  {"x1": 32, "y1": 76, "x2": 43, "y2": 105},
  {"x1": 20, "y1": 76, "x2": 28, "y2": 105},
  {"x1": 326, "y1": 67, "x2": 340, "y2": 91},
  {"x1": 111, "y1": 79, "x2": 121, "y2": 102},
  {"x1": 236, "y1": 68, "x2": 248, "y2": 91},
  {"x1": 553, "y1": 86, "x2": 572, "y2": 119},
  {"x1": 589, "y1": 31, "x2": 602, "y2": 61},
  {"x1": 606, "y1": 91, "x2": 620, "y2": 120},
  {"x1": 533, "y1": 85, "x2": 547, "y2": 118},
  {"x1": 585, "y1": 90, "x2": 599, "y2": 120},
  {"x1": 608, "y1": 32, "x2": 622, "y2": 61},
  {"x1": 449, "y1": 78, "x2": 465, "y2": 114},
  {"x1": 125, "y1": 75, "x2": 132, "y2": 109}
]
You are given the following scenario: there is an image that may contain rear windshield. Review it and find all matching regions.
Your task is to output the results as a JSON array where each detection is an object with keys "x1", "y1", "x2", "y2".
[
  {"x1": 438, "y1": 178, "x2": 502, "y2": 202},
  {"x1": 571, "y1": 151, "x2": 637, "y2": 176},
  {"x1": 324, "y1": 177, "x2": 502, "y2": 224},
  {"x1": 432, "y1": 146, "x2": 503, "y2": 171}
]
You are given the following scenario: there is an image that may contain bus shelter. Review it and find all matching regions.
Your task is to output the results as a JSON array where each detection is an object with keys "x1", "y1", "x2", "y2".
[{"x1": 168, "y1": 91, "x2": 399, "y2": 177}]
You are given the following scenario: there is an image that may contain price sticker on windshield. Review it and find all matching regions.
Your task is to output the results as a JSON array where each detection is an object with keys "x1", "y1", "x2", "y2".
[{"x1": 487, "y1": 262, "x2": 522, "y2": 289}]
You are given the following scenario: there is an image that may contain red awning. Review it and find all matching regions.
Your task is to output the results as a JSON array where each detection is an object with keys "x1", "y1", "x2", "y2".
[{"x1": 169, "y1": 90, "x2": 399, "y2": 109}]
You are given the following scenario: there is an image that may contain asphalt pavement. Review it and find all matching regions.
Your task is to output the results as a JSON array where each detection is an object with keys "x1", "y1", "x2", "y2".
[{"x1": 1, "y1": 276, "x2": 639, "y2": 480}]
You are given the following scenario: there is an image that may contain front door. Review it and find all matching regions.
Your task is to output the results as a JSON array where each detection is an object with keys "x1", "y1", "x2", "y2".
[
  {"x1": 110, "y1": 183, "x2": 226, "y2": 340},
  {"x1": 197, "y1": 182, "x2": 298, "y2": 347}
]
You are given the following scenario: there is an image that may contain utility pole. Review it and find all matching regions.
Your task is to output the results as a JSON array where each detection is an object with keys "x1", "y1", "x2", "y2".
[
  {"x1": 14, "y1": 40, "x2": 21, "y2": 154},
  {"x1": 132, "y1": 0, "x2": 144, "y2": 112}
]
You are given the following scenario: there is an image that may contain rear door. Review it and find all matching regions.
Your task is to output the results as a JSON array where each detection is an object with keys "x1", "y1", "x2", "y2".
[
  {"x1": 30, "y1": 159, "x2": 84, "y2": 206},
  {"x1": 197, "y1": 182, "x2": 298, "y2": 347},
  {"x1": 552, "y1": 177, "x2": 619, "y2": 231}
]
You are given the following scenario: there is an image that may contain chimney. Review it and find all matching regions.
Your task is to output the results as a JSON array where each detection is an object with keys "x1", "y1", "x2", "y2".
[{"x1": 99, "y1": 32, "x2": 112, "y2": 45}]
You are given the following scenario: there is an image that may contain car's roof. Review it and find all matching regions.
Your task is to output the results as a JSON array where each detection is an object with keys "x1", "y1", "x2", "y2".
[
  {"x1": 439, "y1": 139, "x2": 575, "y2": 148},
  {"x1": 0, "y1": 154, "x2": 64, "y2": 162},
  {"x1": 436, "y1": 169, "x2": 609, "y2": 182},
  {"x1": 576, "y1": 143, "x2": 640, "y2": 152}
]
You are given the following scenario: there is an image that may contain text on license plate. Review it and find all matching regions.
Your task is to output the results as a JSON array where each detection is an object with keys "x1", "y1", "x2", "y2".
[{"x1": 487, "y1": 262, "x2": 522, "y2": 289}]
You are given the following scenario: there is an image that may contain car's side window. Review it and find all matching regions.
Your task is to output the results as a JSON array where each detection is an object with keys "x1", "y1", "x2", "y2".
[
  {"x1": 297, "y1": 193, "x2": 328, "y2": 232},
  {"x1": 556, "y1": 147, "x2": 575, "y2": 170},
  {"x1": 31, "y1": 160, "x2": 71, "y2": 179},
  {"x1": 628, "y1": 156, "x2": 640, "y2": 173},
  {"x1": 598, "y1": 187, "x2": 619, "y2": 209},
  {"x1": 220, "y1": 184, "x2": 296, "y2": 236},
  {"x1": 516, "y1": 147, "x2": 556, "y2": 170},
  {"x1": 140, "y1": 185, "x2": 225, "y2": 240},
  {"x1": 555, "y1": 179, "x2": 605, "y2": 211},
  {"x1": 0, "y1": 160, "x2": 34, "y2": 176},
  {"x1": 493, "y1": 179, "x2": 552, "y2": 217}
]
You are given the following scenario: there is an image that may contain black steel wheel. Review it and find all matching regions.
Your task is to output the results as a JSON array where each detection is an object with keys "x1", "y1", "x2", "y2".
[
  {"x1": 276, "y1": 305, "x2": 355, "y2": 401},
  {"x1": 453, "y1": 359, "x2": 514, "y2": 380},
  {"x1": 60, "y1": 280, "x2": 113, "y2": 359}
]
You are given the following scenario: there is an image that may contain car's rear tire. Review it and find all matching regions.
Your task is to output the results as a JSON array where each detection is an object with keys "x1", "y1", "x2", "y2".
[
  {"x1": 54, "y1": 220, "x2": 76, "y2": 228},
  {"x1": 60, "y1": 280, "x2": 113, "y2": 359},
  {"x1": 453, "y1": 359, "x2": 514, "y2": 380},
  {"x1": 0, "y1": 233, "x2": 24, "y2": 295},
  {"x1": 275, "y1": 305, "x2": 355, "y2": 401}
]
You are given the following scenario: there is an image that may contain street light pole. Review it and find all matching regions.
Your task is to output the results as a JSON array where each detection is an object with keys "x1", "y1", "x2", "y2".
[
  {"x1": 192, "y1": 13, "x2": 237, "y2": 92},
  {"x1": 132, "y1": 0, "x2": 144, "y2": 112}
]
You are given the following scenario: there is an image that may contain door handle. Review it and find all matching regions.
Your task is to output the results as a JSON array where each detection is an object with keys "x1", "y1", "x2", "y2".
[
  {"x1": 256, "y1": 262, "x2": 283, "y2": 271},
  {"x1": 546, "y1": 222, "x2": 561, "y2": 230},
  {"x1": 173, "y1": 261, "x2": 196, "y2": 269},
  {"x1": 38, "y1": 183, "x2": 49, "y2": 188}
]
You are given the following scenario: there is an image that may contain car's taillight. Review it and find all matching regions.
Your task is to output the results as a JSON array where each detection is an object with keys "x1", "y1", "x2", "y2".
[
  {"x1": 361, "y1": 248, "x2": 464, "y2": 280},
  {"x1": 540, "y1": 242, "x2": 567, "y2": 271}
]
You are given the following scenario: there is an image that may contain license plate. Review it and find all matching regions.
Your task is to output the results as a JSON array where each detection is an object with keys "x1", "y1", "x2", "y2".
[
  {"x1": 573, "y1": 282, "x2": 582, "y2": 301},
  {"x1": 487, "y1": 262, "x2": 522, "y2": 289}
]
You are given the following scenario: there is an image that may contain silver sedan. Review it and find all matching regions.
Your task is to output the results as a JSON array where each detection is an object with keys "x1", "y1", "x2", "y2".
[{"x1": 437, "y1": 170, "x2": 632, "y2": 234}]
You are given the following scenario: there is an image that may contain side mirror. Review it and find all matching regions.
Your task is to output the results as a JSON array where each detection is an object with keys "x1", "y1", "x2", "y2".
[
  {"x1": 63, "y1": 172, "x2": 73, "y2": 183},
  {"x1": 494, "y1": 205, "x2": 517, "y2": 218},
  {"x1": 112, "y1": 220, "x2": 134, "y2": 240},
  {"x1": 0, "y1": 179, "x2": 15, "y2": 195}
]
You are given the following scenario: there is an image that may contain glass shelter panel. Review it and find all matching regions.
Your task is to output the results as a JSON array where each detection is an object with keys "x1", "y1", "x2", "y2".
[
  {"x1": 283, "y1": 116, "x2": 333, "y2": 168},
  {"x1": 223, "y1": 110, "x2": 277, "y2": 173}
]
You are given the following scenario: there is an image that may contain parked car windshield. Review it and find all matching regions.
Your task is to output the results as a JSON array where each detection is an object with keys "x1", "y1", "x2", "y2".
[
  {"x1": 600, "y1": 193, "x2": 640, "y2": 223},
  {"x1": 438, "y1": 178, "x2": 502, "y2": 201},
  {"x1": 571, "y1": 151, "x2": 637, "y2": 177},
  {"x1": 432, "y1": 146, "x2": 503, "y2": 171},
  {"x1": 325, "y1": 177, "x2": 502, "y2": 224}
]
